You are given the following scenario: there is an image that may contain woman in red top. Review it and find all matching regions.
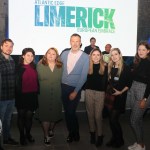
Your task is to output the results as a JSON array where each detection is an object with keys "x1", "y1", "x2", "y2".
[{"x1": 15, "y1": 48, "x2": 38, "y2": 145}]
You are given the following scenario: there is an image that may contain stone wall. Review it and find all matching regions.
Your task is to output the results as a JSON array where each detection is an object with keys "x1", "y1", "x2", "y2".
[
  {"x1": 0, "y1": 0, "x2": 8, "y2": 41},
  {"x1": 137, "y1": 0, "x2": 150, "y2": 42}
]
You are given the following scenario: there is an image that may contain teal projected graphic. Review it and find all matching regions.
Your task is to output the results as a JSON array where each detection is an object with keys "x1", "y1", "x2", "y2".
[{"x1": 34, "y1": 1, "x2": 115, "y2": 33}]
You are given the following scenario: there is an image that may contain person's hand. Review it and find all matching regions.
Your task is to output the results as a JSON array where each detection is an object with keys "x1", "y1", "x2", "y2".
[
  {"x1": 139, "y1": 99, "x2": 147, "y2": 109},
  {"x1": 69, "y1": 91, "x2": 77, "y2": 100},
  {"x1": 112, "y1": 88, "x2": 122, "y2": 96}
]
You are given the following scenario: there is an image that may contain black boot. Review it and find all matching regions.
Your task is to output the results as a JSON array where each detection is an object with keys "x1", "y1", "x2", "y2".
[
  {"x1": 26, "y1": 134, "x2": 35, "y2": 143},
  {"x1": 73, "y1": 132, "x2": 80, "y2": 142},
  {"x1": 106, "y1": 137, "x2": 115, "y2": 147},
  {"x1": 20, "y1": 135, "x2": 27, "y2": 146},
  {"x1": 95, "y1": 135, "x2": 104, "y2": 147},
  {"x1": 66, "y1": 133, "x2": 73, "y2": 143},
  {"x1": 90, "y1": 132, "x2": 96, "y2": 144},
  {"x1": 112, "y1": 138, "x2": 124, "y2": 148}
]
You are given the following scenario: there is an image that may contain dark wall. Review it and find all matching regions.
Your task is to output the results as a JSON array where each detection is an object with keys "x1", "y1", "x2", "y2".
[{"x1": 137, "y1": 0, "x2": 150, "y2": 43}]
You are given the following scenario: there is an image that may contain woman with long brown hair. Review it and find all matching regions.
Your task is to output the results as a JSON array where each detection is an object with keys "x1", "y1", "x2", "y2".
[
  {"x1": 128, "y1": 41, "x2": 150, "y2": 150},
  {"x1": 85, "y1": 48, "x2": 108, "y2": 147}
]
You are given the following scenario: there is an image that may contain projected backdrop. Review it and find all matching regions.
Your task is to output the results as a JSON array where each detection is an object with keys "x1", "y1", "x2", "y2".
[{"x1": 9, "y1": 0, "x2": 138, "y2": 56}]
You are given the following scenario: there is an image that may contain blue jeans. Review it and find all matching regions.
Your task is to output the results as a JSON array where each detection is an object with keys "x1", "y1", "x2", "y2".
[{"x1": 0, "y1": 100, "x2": 15, "y2": 141}]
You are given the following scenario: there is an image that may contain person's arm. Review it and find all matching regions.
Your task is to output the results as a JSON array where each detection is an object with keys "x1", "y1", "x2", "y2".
[
  {"x1": 69, "y1": 56, "x2": 89, "y2": 100},
  {"x1": 143, "y1": 64, "x2": 150, "y2": 99},
  {"x1": 139, "y1": 62, "x2": 150, "y2": 109},
  {"x1": 74, "y1": 57, "x2": 89, "y2": 93},
  {"x1": 113, "y1": 86, "x2": 129, "y2": 96},
  {"x1": 113, "y1": 65, "x2": 131, "y2": 96}
]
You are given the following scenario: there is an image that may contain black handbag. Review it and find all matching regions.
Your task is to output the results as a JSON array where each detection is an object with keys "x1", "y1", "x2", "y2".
[
  {"x1": 106, "y1": 83, "x2": 115, "y2": 95},
  {"x1": 105, "y1": 83, "x2": 116, "y2": 110}
]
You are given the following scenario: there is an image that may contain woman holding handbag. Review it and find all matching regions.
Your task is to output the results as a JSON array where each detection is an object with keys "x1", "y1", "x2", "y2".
[{"x1": 105, "y1": 48, "x2": 131, "y2": 148}]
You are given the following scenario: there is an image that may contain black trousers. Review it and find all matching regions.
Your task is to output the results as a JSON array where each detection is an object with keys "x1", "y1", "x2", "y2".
[
  {"x1": 108, "y1": 109, "x2": 124, "y2": 143},
  {"x1": 61, "y1": 84, "x2": 81, "y2": 137}
]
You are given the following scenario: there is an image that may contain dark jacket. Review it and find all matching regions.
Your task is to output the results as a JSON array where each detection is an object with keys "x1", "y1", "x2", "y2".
[
  {"x1": 15, "y1": 64, "x2": 39, "y2": 98},
  {"x1": 84, "y1": 45, "x2": 99, "y2": 55},
  {"x1": 15, "y1": 65, "x2": 25, "y2": 94},
  {"x1": 132, "y1": 58, "x2": 150, "y2": 98},
  {"x1": 109, "y1": 64, "x2": 132, "y2": 112},
  {"x1": 15, "y1": 64, "x2": 39, "y2": 110}
]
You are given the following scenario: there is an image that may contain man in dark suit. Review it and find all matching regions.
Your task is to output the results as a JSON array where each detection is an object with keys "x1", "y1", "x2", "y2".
[{"x1": 84, "y1": 37, "x2": 99, "y2": 55}]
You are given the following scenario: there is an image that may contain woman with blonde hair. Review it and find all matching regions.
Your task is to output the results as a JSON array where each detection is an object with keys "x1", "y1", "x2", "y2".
[
  {"x1": 106, "y1": 48, "x2": 131, "y2": 148},
  {"x1": 85, "y1": 48, "x2": 108, "y2": 147},
  {"x1": 36, "y1": 47, "x2": 62, "y2": 146}
]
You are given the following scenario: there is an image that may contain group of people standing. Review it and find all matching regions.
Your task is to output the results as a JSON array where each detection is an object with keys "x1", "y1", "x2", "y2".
[{"x1": 0, "y1": 34, "x2": 150, "y2": 150}]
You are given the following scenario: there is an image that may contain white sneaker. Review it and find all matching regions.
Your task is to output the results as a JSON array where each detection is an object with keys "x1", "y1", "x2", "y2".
[
  {"x1": 44, "y1": 136, "x2": 51, "y2": 146},
  {"x1": 128, "y1": 142, "x2": 138, "y2": 150},
  {"x1": 48, "y1": 130, "x2": 54, "y2": 138},
  {"x1": 132, "y1": 144, "x2": 145, "y2": 150}
]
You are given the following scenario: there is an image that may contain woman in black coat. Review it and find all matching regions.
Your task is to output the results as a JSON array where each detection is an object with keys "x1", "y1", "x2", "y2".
[
  {"x1": 15, "y1": 48, "x2": 38, "y2": 145},
  {"x1": 105, "y1": 48, "x2": 131, "y2": 148}
]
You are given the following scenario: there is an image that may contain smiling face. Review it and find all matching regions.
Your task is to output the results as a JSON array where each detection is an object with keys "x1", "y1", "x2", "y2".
[
  {"x1": 111, "y1": 50, "x2": 121, "y2": 64},
  {"x1": 23, "y1": 52, "x2": 34, "y2": 65},
  {"x1": 46, "y1": 49, "x2": 57, "y2": 63},
  {"x1": 1, "y1": 41, "x2": 13, "y2": 55},
  {"x1": 138, "y1": 45, "x2": 150, "y2": 59},
  {"x1": 91, "y1": 50, "x2": 101, "y2": 64}
]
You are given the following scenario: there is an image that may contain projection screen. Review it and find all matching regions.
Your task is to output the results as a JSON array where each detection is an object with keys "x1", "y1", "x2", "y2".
[{"x1": 9, "y1": 0, "x2": 138, "y2": 56}]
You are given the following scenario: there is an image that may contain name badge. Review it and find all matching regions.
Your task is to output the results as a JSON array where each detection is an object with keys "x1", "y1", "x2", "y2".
[{"x1": 114, "y1": 77, "x2": 119, "y2": 81}]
